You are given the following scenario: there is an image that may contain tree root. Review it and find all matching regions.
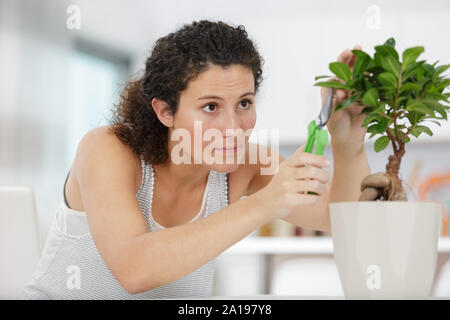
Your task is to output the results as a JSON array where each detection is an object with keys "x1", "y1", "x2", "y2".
[{"x1": 359, "y1": 172, "x2": 407, "y2": 201}]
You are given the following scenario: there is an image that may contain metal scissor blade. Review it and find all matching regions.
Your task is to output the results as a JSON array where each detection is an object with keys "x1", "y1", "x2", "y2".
[{"x1": 316, "y1": 88, "x2": 334, "y2": 129}]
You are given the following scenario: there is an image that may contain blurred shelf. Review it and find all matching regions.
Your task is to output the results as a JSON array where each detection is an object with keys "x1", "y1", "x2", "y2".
[{"x1": 222, "y1": 236, "x2": 450, "y2": 255}]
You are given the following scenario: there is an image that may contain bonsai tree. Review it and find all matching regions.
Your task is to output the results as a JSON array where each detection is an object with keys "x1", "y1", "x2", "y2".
[{"x1": 315, "y1": 38, "x2": 450, "y2": 201}]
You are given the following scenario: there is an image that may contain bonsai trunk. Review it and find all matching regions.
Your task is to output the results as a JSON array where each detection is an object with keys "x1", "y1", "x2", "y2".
[
  {"x1": 359, "y1": 139, "x2": 408, "y2": 201},
  {"x1": 384, "y1": 147, "x2": 407, "y2": 201}
]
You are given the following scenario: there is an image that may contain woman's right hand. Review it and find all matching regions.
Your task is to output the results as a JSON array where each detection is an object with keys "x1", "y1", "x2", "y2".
[{"x1": 260, "y1": 144, "x2": 331, "y2": 220}]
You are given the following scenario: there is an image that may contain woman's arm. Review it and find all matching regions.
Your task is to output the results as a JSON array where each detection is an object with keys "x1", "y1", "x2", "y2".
[
  {"x1": 247, "y1": 45, "x2": 372, "y2": 232},
  {"x1": 123, "y1": 191, "x2": 273, "y2": 294},
  {"x1": 76, "y1": 128, "x2": 276, "y2": 294},
  {"x1": 245, "y1": 143, "x2": 370, "y2": 233}
]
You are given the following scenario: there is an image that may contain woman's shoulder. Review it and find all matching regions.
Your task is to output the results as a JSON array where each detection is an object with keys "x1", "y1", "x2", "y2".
[
  {"x1": 71, "y1": 126, "x2": 143, "y2": 195},
  {"x1": 78, "y1": 125, "x2": 141, "y2": 164}
]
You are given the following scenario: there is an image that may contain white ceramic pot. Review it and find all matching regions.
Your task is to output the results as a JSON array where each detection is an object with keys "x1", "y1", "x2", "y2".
[{"x1": 330, "y1": 201, "x2": 442, "y2": 300}]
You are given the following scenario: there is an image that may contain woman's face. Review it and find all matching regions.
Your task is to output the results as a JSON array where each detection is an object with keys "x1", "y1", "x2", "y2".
[{"x1": 170, "y1": 64, "x2": 256, "y2": 173}]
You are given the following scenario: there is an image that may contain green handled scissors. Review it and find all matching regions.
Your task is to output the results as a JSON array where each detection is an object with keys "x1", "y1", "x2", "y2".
[
  {"x1": 304, "y1": 88, "x2": 334, "y2": 194},
  {"x1": 304, "y1": 88, "x2": 334, "y2": 155}
]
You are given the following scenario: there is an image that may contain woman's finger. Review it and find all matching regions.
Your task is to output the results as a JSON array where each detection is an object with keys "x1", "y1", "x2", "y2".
[
  {"x1": 337, "y1": 45, "x2": 362, "y2": 69},
  {"x1": 293, "y1": 179, "x2": 328, "y2": 196},
  {"x1": 291, "y1": 166, "x2": 330, "y2": 183},
  {"x1": 286, "y1": 151, "x2": 330, "y2": 168},
  {"x1": 337, "y1": 49, "x2": 353, "y2": 64},
  {"x1": 348, "y1": 45, "x2": 362, "y2": 68},
  {"x1": 335, "y1": 89, "x2": 347, "y2": 102}
]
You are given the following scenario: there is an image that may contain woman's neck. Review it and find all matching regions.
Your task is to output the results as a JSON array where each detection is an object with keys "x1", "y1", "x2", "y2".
[{"x1": 153, "y1": 159, "x2": 210, "y2": 194}]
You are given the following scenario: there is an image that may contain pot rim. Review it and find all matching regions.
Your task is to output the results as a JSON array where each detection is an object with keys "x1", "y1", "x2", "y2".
[
  {"x1": 329, "y1": 201, "x2": 440, "y2": 205},
  {"x1": 329, "y1": 201, "x2": 442, "y2": 212}
]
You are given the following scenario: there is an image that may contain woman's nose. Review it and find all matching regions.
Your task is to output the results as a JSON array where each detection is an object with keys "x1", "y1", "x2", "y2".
[{"x1": 221, "y1": 109, "x2": 241, "y2": 133}]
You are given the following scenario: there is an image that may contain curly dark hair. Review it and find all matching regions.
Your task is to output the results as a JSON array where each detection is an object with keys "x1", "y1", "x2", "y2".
[{"x1": 107, "y1": 19, "x2": 264, "y2": 165}]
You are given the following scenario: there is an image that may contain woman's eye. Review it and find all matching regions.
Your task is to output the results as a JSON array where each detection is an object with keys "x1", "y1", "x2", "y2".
[
  {"x1": 239, "y1": 99, "x2": 253, "y2": 109},
  {"x1": 202, "y1": 104, "x2": 217, "y2": 113}
]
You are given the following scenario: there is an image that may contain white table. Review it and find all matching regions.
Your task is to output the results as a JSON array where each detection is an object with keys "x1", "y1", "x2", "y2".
[
  {"x1": 222, "y1": 236, "x2": 450, "y2": 255},
  {"x1": 221, "y1": 237, "x2": 450, "y2": 295}
]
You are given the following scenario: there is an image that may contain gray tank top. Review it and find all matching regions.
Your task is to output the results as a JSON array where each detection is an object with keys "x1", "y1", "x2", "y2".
[{"x1": 23, "y1": 156, "x2": 229, "y2": 299}]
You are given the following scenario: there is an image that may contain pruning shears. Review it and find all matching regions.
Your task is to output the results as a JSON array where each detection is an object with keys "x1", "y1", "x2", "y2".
[
  {"x1": 305, "y1": 88, "x2": 334, "y2": 155},
  {"x1": 304, "y1": 88, "x2": 334, "y2": 195}
]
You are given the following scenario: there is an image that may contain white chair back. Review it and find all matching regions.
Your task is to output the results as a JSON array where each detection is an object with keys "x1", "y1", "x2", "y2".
[{"x1": 0, "y1": 186, "x2": 41, "y2": 299}]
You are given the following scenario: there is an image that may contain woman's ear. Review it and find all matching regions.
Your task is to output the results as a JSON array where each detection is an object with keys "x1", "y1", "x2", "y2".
[{"x1": 151, "y1": 98, "x2": 174, "y2": 128}]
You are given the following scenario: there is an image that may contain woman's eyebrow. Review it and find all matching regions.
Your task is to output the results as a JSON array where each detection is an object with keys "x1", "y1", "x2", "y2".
[{"x1": 196, "y1": 91, "x2": 254, "y2": 101}]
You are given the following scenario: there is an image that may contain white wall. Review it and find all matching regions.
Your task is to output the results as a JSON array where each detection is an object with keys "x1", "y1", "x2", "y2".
[
  {"x1": 1, "y1": 0, "x2": 91, "y2": 247},
  {"x1": 123, "y1": 0, "x2": 450, "y2": 144}
]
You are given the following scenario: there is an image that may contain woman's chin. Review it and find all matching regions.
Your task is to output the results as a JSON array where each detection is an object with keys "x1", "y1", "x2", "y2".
[
  {"x1": 202, "y1": 148, "x2": 246, "y2": 173},
  {"x1": 209, "y1": 162, "x2": 241, "y2": 173}
]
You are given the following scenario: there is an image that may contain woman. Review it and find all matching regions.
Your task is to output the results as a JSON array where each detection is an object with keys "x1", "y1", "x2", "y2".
[{"x1": 23, "y1": 20, "x2": 369, "y2": 299}]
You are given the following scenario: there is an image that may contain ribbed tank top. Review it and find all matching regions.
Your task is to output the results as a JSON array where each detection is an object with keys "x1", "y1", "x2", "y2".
[{"x1": 23, "y1": 156, "x2": 229, "y2": 299}]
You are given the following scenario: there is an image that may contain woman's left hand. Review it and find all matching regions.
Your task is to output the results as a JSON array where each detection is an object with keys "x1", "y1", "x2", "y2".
[{"x1": 322, "y1": 45, "x2": 367, "y2": 155}]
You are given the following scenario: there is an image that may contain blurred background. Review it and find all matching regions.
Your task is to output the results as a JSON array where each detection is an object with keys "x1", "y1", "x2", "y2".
[{"x1": 1, "y1": 0, "x2": 449, "y2": 297}]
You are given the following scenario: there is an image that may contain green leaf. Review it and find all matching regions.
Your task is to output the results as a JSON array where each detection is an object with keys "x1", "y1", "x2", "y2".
[
  {"x1": 367, "y1": 124, "x2": 378, "y2": 133},
  {"x1": 374, "y1": 136, "x2": 390, "y2": 152},
  {"x1": 378, "y1": 72, "x2": 398, "y2": 87},
  {"x1": 423, "y1": 63, "x2": 435, "y2": 75},
  {"x1": 373, "y1": 118, "x2": 389, "y2": 133},
  {"x1": 402, "y1": 60, "x2": 426, "y2": 80},
  {"x1": 398, "y1": 96, "x2": 408, "y2": 106},
  {"x1": 360, "y1": 106, "x2": 374, "y2": 114},
  {"x1": 402, "y1": 46, "x2": 424, "y2": 70},
  {"x1": 346, "y1": 74, "x2": 364, "y2": 90},
  {"x1": 361, "y1": 88, "x2": 379, "y2": 107},
  {"x1": 363, "y1": 113, "x2": 384, "y2": 127},
  {"x1": 438, "y1": 80, "x2": 450, "y2": 94},
  {"x1": 335, "y1": 94, "x2": 359, "y2": 112},
  {"x1": 411, "y1": 125, "x2": 433, "y2": 137},
  {"x1": 353, "y1": 55, "x2": 371, "y2": 76},
  {"x1": 374, "y1": 103, "x2": 388, "y2": 116},
  {"x1": 416, "y1": 64, "x2": 425, "y2": 80},
  {"x1": 407, "y1": 111, "x2": 425, "y2": 126},
  {"x1": 378, "y1": 86, "x2": 397, "y2": 98},
  {"x1": 352, "y1": 49, "x2": 371, "y2": 60},
  {"x1": 367, "y1": 121, "x2": 385, "y2": 138},
  {"x1": 431, "y1": 60, "x2": 440, "y2": 68},
  {"x1": 381, "y1": 55, "x2": 401, "y2": 78},
  {"x1": 363, "y1": 79, "x2": 372, "y2": 91},
  {"x1": 374, "y1": 52, "x2": 383, "y2": 67},
  {"x1": 329, "y1": 62, "x2": 351, "y2": 82},
  {"x1": 384, "y1": 37, "x2": 396, "y2": 48},
  {"x1": 425, "y1": 120, "x2": 442, "y2": 127},
  {"x1": 375, "y1": 45, "x2": 400, "y2": 60},
  {"x1": 422, "y1": 99, "x2": 448, "y2": 120},
  {"x1": 314, "y1": 81, "x2": 348, "y2": 89},
  {"x1": 406, "y1": 100, "x2": 435, "y2": 117},
  {"x1": 400, "y1": 82, "x2": 422, "y2": 93},
  {"x1": 335, "y1": 98, "x2": 352, "y2": 112},
  {"x1": 314, "y1": 75, "x2": 332, "y2": 80},
  {"x1": 366, "y1": 66, "x2": 385, "y2": 75},
  {"x1": 418, "y1": 125, "x2": 433, "y2": 136},
  {"x1": 433, "y1": 64, "x2": 450, "y2": 80}
]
